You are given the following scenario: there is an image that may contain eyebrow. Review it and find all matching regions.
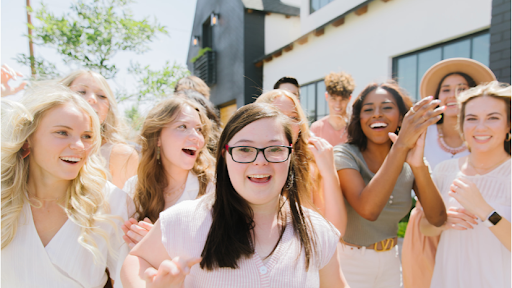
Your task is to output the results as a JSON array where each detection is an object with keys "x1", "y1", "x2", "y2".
[
  {"x1": 466, "y1": 112, "x2": 503, "y2": 117},
  {"x1": 233, "y1": 139, "x2": 283, "y2": 145},
  {"x1": 363, "y1": 100, "x2": 395, "y2": 106},
  {"x1": 53, "y1": 125, "x2": 92, "y2": 133},
  {"x1": 442, "y1": 83, "x2": 468, "y2": 87}
]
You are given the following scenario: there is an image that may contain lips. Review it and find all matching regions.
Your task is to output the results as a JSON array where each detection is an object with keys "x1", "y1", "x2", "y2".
[
  {"x1": 60, "y1": 156, "x2": 81, "y2": 164},
  {"x1": 370, "y1": 122, "x2": 388, "y2": 129},
  {"x1": 182, "y1": 147, "x2": 197, "y2": 156},
  {"x1": 446, "y1": 102, "x2": 458, "y2": 107},
  {"x1": 247, "y1": 174, "x2": 271, "y2": 183}
]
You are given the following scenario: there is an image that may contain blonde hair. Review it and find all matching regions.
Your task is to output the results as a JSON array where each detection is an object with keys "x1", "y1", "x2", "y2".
[
  {"x1": 175, "y1": 76, "x2": 211, "y2": 98},
  {"x1": 133, "y1": 97, "x2": 216, "y2": 222},
  {"x1": 1, "y1": 84, "x2": 116, "y2": 263},
  {"x1": 458, "y1": 81, "x2": 511, "y2": 155},
  {"x1": 255, "y1": 89, "x2": 318, "y2": 206},
  {"x1": 60, "y1": 70, "x2": 127, "y2": 144}
]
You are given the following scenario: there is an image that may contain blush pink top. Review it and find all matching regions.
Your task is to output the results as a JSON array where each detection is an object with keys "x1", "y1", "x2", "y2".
[
  {"x1": 310, "y1": 116, "x2": 347, "y2": 147},
  {"x1": 159, "y1": 194, "x2": 340, "y2": 288}
]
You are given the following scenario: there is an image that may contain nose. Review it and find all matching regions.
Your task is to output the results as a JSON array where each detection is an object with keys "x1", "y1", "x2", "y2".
[
  {"x1": 372, "y1": 107, "x2": 383, "y2": 118},
  {"x1": 83, "y1": 92, "x2": 98, "y2": 105},
  {"x1": 252, "y1": 149, "x2": 268, "y2": 165},
  {"x1": 70, "y1": 136, "x2": 86, "y2": 152},
  {"x1": 188, "y1": 128, "x2": 202, "y2": 142}
]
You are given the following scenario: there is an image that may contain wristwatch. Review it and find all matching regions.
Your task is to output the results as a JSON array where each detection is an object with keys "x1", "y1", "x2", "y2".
[{"x1": 483, "y1": 210, "x2": 502, "y2": 227}]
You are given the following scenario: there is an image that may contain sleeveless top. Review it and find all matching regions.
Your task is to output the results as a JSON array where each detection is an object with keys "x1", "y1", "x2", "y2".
[{"x1": 159, "y1": 194, "x2": 340, "y2": 288}]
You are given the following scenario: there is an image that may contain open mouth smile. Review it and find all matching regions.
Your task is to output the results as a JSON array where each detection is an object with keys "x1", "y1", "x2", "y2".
[
  {"x1": 60, "y1": 156, "x2": 82, "y2": 164},
  {"x1": 247, "y1": 174, "x2": 271, "y2": 183},
  {"x1": 182, "y1": 147, "x2": 198, "y2": 156}
]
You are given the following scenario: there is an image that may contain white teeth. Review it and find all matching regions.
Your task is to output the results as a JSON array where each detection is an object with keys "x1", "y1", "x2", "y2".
[
  {"x1": 447, "y1": 102, "x2": 457, "y2": 106},
  {"x1": 183, "y1": 147, "x2": 197, "y2": 151},
  {"x1": 60, "y1": 157, "x2": 81, "y2": 162},
  {"x1": 474, "y1": 136, "x2": 491, "y2": 140},
  {"x1": 370, "y1": 122, "x2": 388, "y2": 128},
  {"x1": 248, "y1": 175, "x2": 270, "y2": 178}
]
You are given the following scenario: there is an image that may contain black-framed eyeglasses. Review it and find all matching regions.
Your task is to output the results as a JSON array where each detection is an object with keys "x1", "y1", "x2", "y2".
[{"x1": 225, "y1": 144, "x2": 293, "y2": 163}]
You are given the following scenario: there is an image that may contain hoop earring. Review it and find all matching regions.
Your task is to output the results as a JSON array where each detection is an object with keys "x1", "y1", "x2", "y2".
[
  {"x1": 506, "y1": 133, "x2": 511, "y2": 142},
  {"x1": 156, "y1": 146, "x2": 161, "y2": 164}
]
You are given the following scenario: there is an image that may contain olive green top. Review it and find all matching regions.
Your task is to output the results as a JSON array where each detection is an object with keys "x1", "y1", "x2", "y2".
[{"x1": 334, "y1": 143, "x2": 414, "y2": 246}]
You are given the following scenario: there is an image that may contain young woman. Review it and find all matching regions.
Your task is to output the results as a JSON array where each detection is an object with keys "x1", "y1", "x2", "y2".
[
  {"x1": 121, "y1": 103, "x2": 348, "y2": 287},
  {"x1": 174, "y1": 75, "x2": 211, "y2": 99},
  {"x1": 332, "y1": 82, "x2": 447, "y2": 287},
  {"x1": 420, "y1": 81, "x2": 511, "y2": 288},
  {"x1": 256, "y1": 89, "x2": 347, "y2": 234},
  {"x1": 402, "y1": 58, "x2": 496, "y2": 288},
  {"x1": 60, "y1": 70, "x2": 139, "y2": 189},
  {"x1": 1, "y1": 85, "x2": 133, "y2": 287},
  {"x1": 121, "y1": 97, "x2": 215, "y2": 248}
]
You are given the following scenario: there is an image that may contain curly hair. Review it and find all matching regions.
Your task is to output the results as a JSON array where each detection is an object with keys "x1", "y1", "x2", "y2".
[
  {"x1": 1, "y1": 85, "x2": 117, "y2": 264},
  {"x1": 133, "y1": 97, "x2": 215, "y2": 222},
  {"x1": 324, "y1": 72, "x2": 355, "y2": 99},
  {"x1": 60, "y1": 70, "x2": 128, "y2": 145},
  {"x1": 457, "y1": 81, "x2": 511, "y2": 155},
  {"x1": 175, "y1": 76, "x2": 211, "y2": 98}
]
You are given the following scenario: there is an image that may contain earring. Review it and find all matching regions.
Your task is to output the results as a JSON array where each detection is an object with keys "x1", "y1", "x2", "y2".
[
  {"x1": 156, "y1": 146, "x2": 161, "y2": 164},
  {"x1": 506, "y1": 133, "x2": 511, "y2": 142},
  {"x1": 20, "y1": 142, "x2": 30, "y2": 159},
  {"x1": 396, "y1": 127, "x2": 401, "y2": 134}
]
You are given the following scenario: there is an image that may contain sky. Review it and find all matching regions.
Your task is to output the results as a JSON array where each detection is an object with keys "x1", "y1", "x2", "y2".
[{"x1": 1, "y1": 0, "x2": 198, "y2": 112}]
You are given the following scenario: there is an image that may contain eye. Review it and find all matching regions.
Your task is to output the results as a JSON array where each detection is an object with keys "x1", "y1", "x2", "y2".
[
  {"x1": 56, "y1": 131, "x2": 68, "y2": 136},
  {"x1": 466, "y1": 117, "x2": 477, "y2": 121},
  {"x1": 442, "y1": 89, "x2": 450, "y2": 93},
  {"x1": 238, "y1": 147, "x2": 253, "y2": 153},
  {"x1": 98, "y1": 95, "x2": 108, "y2": 99},
  {"x1": 178, "y1": 124, "x2": 186, "y2": 129},
  {"x1": 290, "y1": 116, "x2": 300, "y2": 122},
  {"x1": 82, "y1": 134, "x2": 93, "y2": 139},
  {"x1": 269, "y1": 146, "x2": 284, "y2": 152},
  {"x1": 77, "y1": 91, "x2": 86, "y2": 95},
  {"x1": 383, "y1": 106, "x2": 393, "y2": 110},
  {"x1": 489, "y1": 116, "x2": 500, "y2": 120},
  {"x1": 363, "y1": 108, "x2": 373, "y2": 112},
  {"x1": 196, "y1": 127, "x2": 202, "y2": 132}
]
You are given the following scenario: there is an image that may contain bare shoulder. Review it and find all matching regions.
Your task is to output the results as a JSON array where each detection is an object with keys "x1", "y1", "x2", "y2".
[{"x1": 110, "y1": 143, "x2": 139, "y2": 163}]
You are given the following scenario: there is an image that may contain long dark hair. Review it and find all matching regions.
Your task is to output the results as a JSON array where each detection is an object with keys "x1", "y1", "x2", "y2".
[
  {"x1": 200, "y1": 103, "x2": 318, "y2": 271},
  {"x1": 347, "y1": 82, "x2": 411, "y2": 151},
  {"x1": 434, "y1": 72, "x2": 476, "y2": 124}
]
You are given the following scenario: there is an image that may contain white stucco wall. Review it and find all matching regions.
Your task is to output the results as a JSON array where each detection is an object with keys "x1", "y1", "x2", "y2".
[
  {"x1": 265, "y1": 14, "x2": 302, "y2": 54},
  {"x1": 263, "y1": 0, "x2": 492, "y2": 98},
  {"x1": 300, "y1": 0, "x2": 367, "y2": 35}
]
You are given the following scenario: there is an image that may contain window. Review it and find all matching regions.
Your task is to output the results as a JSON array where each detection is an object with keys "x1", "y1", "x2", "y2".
[
  {"x1": 202, "y1": 18, "x2": 213, "y2": 49},
  {"x1": 392, "y1": 31, "x2": 490, "y2": 101},
  {"x1": 300, "y1": 79, "x2": 327, "y2": 123},
  {"x1": 310, "y1": 0, "x2": 335, "y2": 14}
]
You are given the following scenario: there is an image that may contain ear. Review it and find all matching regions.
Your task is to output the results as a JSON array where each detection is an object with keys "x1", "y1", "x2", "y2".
[
  {"x1": 349, "y1": 95, "x2": 352, "y2": 100},
  {"x1": 20, "y1": 141, "x2": 30, "y2": 159},
  {"x1": 325, "y1": 92, "x2": 329, "y2": 100}
]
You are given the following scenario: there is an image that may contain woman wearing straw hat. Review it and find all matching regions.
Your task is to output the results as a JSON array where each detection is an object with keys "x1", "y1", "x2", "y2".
[{"x1": 402, "y1": 58, "x2": 496, "y2": 288}]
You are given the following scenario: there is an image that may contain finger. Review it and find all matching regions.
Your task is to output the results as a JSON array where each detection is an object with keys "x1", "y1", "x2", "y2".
[
  {"x1": 173, "y1": 256, "x2": 202, "y2": 275},
  {"x1": 448, "y1": 210, "x2": 478, "y2": 224},
  {"x1": 131, "y1": 224, "x2": 149, "y2": 236},
  {"x1": 388, "y1": 132, "x2": 398, "y2": 143},
  {"x1": 447, "y1": 217, "x2": 474, "y2": 229},
  {"x1": 121, "y1": 223, "x2": 130, "y2": 234},
  {"x1": 447, "y1": 223, "x2": 468, "y2": 230},
  {"x1": 127, "y1": 230, "x2": 143, "y2": 243},
  {"x1": 122, "y1": 235, "x2": 136, "y2": 248},
  {"x1": 144, "y1": 217, "x2": 153, "y2": 224},
  {"x1": 129, "y1": 217, "x2": 139, "y2": 225},
  {"x1": 458, "y1": 208, "x2": 478, "y2": 220},
  {"x1": 138, "y1": 221, "x2": 154, "y2": 230},
  {"x1": 14, "y1": 82, "x2": 27, "y2": 93},
  {"x1": 413, "y1": 99, "x2": 442, "y2": 122},
  {"x1": 144, "y1": 267, "x2": 158, "y2": 283}
]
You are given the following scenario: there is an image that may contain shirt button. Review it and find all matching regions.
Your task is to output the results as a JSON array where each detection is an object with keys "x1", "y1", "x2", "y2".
[
  {"x1": 389, "y1": 200, "x2": 393, "y2": 204},
  {"x1": 259, "y1": 266, "x2": 268, "y2": 274},
  {"x1": 390, "y1": 195, "x2": 394, "y2": 199}
]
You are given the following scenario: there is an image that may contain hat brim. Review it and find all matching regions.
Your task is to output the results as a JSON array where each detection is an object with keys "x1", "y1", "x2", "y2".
[{"x1": 420, "y1": 58, "x2": 496, "y2": 99}]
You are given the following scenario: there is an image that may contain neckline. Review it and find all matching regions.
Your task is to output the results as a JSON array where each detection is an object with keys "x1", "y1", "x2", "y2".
[
  {"x1": 252, "y1": 215, "x2": 292, "y2": 271},
  {"x1": 24, "y1": 200, "x2": 71, "y2": 249},
  {"x1": 457, "y1": 156, "x2": 511, "y2": 177}
]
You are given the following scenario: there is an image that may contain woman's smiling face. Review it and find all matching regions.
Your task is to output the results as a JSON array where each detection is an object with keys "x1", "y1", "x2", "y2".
[
  {"x1": 359, "y1": 88, "x2": 401, "y2": 145},
  {"x1": 438, "y1": 74, "x2": 469, "y2": 118}
]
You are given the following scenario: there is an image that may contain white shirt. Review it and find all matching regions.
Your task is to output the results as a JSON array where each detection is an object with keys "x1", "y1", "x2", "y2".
[
  {"x1": 1, "y1": 182, "x2": 133, "y2": 288},
  {"x1": 123, "y1": 171, "x2": 214, "y2": 203},
  {"x1": 424, "y1": 124, "x2": 470, "y2": 171}
]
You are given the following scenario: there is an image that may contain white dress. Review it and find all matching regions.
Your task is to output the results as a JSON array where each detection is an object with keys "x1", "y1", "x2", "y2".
[
  {"x1": 430, "y1": 158, "x2": 511, "y2": 288},
  {"x1": 123, "y1": 171, "x2": 214, "y2": 202},
  {"x1": 1, "y1": 182, "x2": 134, "y2": 288},
  {"x1": 424, "y1": 124, "x2": 470, "y2": 170}
]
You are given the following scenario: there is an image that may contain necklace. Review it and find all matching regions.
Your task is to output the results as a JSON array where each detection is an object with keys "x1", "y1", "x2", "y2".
[
  {"x1": 467, "y1": 157, "x2": 509, "y2": 176},
  {"x1": 164, "y1": 182, "x2": 186, "y2": 200},
  {"x1": 437, "y1": 126, "x2": 467, "y2": 155},
  {"x1": 27, "y1": 191, "x2": 63, "y2": 202}
]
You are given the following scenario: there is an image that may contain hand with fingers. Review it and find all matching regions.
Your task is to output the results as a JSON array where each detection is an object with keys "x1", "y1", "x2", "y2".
[
  {"x1": 307, "y1": 137, "x2": 336, "y2": 176},
  {"x1": 442, "y1": 206, "x2": 479, "y2": 231},
  {"x1": 1, "y1": 64, "x2": 27, "y2": 97},
  {"x1": 449, "y1": 177, "x2": 493, "y2": 220},
  {"x1": 122, "y1": 217, "x2": 154, "y2": 249},
  {"x1": 390, "y1": 96, "x2": 445, "y2": 151},
  {"x1": 144, "y1": 256, "x2": 201, "y2": 288}
]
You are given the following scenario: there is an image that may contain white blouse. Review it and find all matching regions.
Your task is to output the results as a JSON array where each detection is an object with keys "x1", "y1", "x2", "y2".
[
  {"x1": 123, "y1": 171, "x2": 214, "y2": 203},
  {"x1": 1, "y1": 182, "x2": 134, "y2": 288}
]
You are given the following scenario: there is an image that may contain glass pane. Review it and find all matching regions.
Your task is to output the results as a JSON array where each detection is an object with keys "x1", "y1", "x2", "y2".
[
  {"x1": 300, "y1": 86, "x2": 309, "y2": 115},
  {"x1": 311, "y1": 0, "x2": 320, "y2": 13},
  {"x1": 443, "y1": 39, "x2": 470, "y2": 59},
  {"x1": 417, "y1": 48, "x2": 442, "y2": 99},
  {"x1": 472, "y1": 33, "x2": 490, "y2": 67},
  {"x1": 397, "y1": 54, "x2": 418, "y2": 101},
  {"x1": 307, "y1": 84, "x2": 316, "y2": 122},
  {"x1": 316, "y1": 81, "x2": 327, "y2": 118}
]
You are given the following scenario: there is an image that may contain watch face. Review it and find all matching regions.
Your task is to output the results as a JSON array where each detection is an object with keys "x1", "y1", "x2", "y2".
[{"x1": 489, "y1": 212, "x2": 502, "y2": 225}]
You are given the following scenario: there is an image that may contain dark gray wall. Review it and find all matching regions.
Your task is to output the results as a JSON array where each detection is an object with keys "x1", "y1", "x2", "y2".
[
  {"x1": 187, "y1": 0, "x2": 245, "y2": 108},
  {"x1": 243, "y1": 11, "x2": 265, "y2": 104},
  {"x1": 489, "y1": 0, "x2": 511, "y2": 84}
]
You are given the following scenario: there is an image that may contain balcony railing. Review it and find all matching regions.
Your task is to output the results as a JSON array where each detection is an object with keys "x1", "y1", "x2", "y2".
[{"x1": 193, "y1": 51, "x2": 216, "y2": 85}]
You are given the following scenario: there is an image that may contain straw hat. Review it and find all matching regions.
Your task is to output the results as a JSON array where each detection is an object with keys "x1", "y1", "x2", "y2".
[{"x1": 419, "y1": 58, "x2": 496, "y2": 98}]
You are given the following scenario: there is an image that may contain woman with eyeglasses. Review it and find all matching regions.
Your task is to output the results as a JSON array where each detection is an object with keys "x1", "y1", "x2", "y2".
[
  {"x1": 121, "y1": 103, "x2": 348, "y2": 287},
  {"x1": 420, "y1": 82, "x2": 511, "y2": 288}
]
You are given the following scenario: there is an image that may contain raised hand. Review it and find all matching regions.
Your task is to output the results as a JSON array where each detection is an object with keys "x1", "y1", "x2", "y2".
[
  {"x1": 307, "y1": 137, "x2": 336, "y2": 176},
  {"x1": 449, "y1": 177, "x2": 494, "y2": 220},
  {"x1": 144, "y1": 256, "x2": 202, "y2": 288},
  {"x1": 1, "y1": 64, "x2": 27, "y2": 97},
  {"x1": 122, "y1": 217, "x2": 154, "y2": 249}
]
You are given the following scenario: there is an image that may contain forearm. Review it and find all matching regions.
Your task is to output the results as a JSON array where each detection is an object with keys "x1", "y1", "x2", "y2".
[
  {"x1": 121, "y1": 254, "x2": 152, "y2": 288},
  {"x1": 475, "y1": 206, "x2": 511, "y2": 251},
  {"x1": 321, "y1": 172, "x2": 347, "y2": 236},
  {"x1": 411, "y1": 164, "x2": 446, "y2": 227},
  {"x1": 419, "y1": 213, "x2": 443, "y2": 237}
]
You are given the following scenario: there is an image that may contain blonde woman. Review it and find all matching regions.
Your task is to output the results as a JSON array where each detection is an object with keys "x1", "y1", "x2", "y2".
[
  {"x1": 421, "y1": 82, "x2": 511, "y2": 287},
  {"x1": 121, "y1": 97, "x2": 215, "y2": 248},
  {"x1": 60, "y1": 70, "x2": 139, "y2": 189},
  {"x1": 255, "y1": 90, "x2": 347, "y2": 235},
  {"x1": 1, "y1": 85, "x2": 133, "y2": 287}
]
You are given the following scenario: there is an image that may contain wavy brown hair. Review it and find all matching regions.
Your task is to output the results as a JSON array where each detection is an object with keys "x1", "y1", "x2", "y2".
[
  {"x1": 200, "y1": 103, "x2": 318, "y2": 271},
  {"x1": 133, "y1": 98, "x2": 215, "y2": 222}
]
